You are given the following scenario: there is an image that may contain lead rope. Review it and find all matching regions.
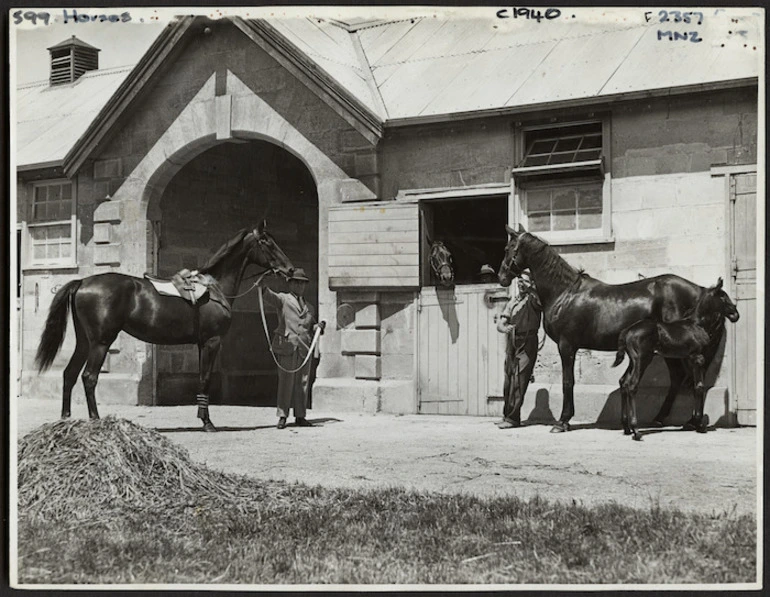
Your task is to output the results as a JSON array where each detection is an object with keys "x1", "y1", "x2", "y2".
[{"x1": 258, "y1": 285, "x2": 322, "y2": 374}]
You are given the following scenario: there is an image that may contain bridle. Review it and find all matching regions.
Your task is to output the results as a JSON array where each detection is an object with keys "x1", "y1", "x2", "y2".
[
  {"x1": 430, "y1": 242, "x2": 454, "y2": 285},
  {"x1": 221, "y1": 228, "x2": 291, "y2": 299},
  {"x1": 501, "y1": 236, "x2": 523, "y2": 278}
]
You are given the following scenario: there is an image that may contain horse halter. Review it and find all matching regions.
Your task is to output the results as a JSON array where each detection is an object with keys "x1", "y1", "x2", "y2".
[
  {"x1": 429, "y1": 243, "x2": 454, "y2": 284},
  {"x1": 501, "y1": 237, "x2": 523, "y2": 277}
]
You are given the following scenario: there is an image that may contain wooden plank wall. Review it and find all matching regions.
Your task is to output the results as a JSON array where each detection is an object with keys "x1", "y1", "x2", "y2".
[{"x1": 328, "y1": 202, "x2": 420, "y2": 288}]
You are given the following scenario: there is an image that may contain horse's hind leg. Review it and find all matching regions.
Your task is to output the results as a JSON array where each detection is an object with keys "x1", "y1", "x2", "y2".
[
  {"x1": 654, "y1": 358, "x2": 686, "y2": 426},
  {"x1": 619, "y1": 364, "x2": 633, "y2": 436},
  {"x1": 197, "y1": 336, "x2": 221, "y2": 432},
  {"x1": 81, "y1": 342, "x2": 112, "y2": 420},
  {"x1": 62, "y1": 312, "x2": 89, "y2": 418},
  {"x1": 62, "y1": 341, "x2": 88, "y2": 419}
]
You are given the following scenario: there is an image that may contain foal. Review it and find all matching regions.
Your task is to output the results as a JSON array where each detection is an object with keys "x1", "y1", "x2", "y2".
[{"x1": 612, "y1": 278, "x2": 739, "y2": 440}]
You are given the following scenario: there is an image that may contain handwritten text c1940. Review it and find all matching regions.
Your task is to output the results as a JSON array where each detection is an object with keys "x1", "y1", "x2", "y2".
[{"x1": 496, "y1": 8, "x2": 562, "y2": 22}]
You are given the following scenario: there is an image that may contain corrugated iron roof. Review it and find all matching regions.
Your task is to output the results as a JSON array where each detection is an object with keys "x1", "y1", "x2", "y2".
[
  {"x1": 16, "y1": 10, "x2": 760, "y2": 168},
  {"x1": 16, "y1": 66, "x2": 131, "y2": 168}
]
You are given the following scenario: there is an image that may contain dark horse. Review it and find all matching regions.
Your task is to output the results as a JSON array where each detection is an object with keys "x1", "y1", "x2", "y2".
[
  {"x1": 498, "y1": 226, "x2": 721, "y2": 433},
  {"x1": 429, "y1": 241, "x2": 455, "y2": 287},
  {"x1": 35, "y1": 221, "x2": 295, "y2": 432},
  {"x1": 613, "y1": 278, "x2": 739, "y2": 440}
]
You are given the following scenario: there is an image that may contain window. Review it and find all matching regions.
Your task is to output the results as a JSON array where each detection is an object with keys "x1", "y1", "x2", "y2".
[
  {"x1": 512, "y1": 119, "x2": 611, "y2": 244},
  {"x1": 25, "y1": 180, "x2": 77, "y2": 268}
]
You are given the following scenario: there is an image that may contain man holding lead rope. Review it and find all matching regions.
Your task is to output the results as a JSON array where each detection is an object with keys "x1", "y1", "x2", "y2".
[{"x1": 259, "y1": 268, "x2": 325, "y2": 429}]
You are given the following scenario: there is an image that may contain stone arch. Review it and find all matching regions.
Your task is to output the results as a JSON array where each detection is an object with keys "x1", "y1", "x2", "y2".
[
  {"x1": 89, "y1": 67, "x2": 375, "y2": 404},
  {"x1": 93, "y1": 69, "x2": 374, "y2": 276}
]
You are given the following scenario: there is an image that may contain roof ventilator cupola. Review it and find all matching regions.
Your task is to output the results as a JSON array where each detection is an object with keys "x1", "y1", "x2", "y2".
[{"x1": 47, "y1": 35, "x2": 100, "y2": 86}]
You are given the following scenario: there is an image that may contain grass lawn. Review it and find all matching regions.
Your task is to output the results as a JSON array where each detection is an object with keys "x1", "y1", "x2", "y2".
[{"x1": 16, "y1": 418, "x2": 756, "y2": 585}]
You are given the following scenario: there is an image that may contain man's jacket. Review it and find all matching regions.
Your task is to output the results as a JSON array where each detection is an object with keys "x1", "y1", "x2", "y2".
[{"x1": 262, "y1": 288, "x2": 316, "y2": 356}]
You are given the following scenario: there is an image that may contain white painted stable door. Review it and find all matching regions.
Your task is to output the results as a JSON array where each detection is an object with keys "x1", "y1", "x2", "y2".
[
  {"x1": 730, "y1": 172, "x2": 758, "y2": 425},
  {"x1": 418, "y1": 285, "x2": 511, "y2": 415}
]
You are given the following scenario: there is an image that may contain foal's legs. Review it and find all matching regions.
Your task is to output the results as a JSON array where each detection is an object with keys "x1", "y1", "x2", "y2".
[
  {"x1": 197, "y1": 336, "x2": 222, "y2": 432},
  {"x1": 687, "y1": 356, "x2": 709, "y2": 433},
  {"x1": 623, "y1": 346, "x2": 653, "y2": 441},
  {"x1": 654, "y1": 358, "x2": 687, "y2": 426},
  {"x1": 552, "y1": 342, "x2": 576, "y2": 433}
]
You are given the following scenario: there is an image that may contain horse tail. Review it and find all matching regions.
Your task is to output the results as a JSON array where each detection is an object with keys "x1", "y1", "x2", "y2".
[
  {"x1": 35, "y1": 280, "x2": 81, "y2": 372},
  {"x1": 612, "y1": 331, "x2": 627, "y2": 368}
]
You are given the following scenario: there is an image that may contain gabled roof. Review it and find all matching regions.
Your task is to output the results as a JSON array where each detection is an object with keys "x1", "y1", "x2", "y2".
[{"x1": 16, "y1": 11, "x2": 760, "y2": 173}]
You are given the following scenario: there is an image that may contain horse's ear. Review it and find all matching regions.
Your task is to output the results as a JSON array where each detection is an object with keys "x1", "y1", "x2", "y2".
[
  {"x1": 716, "y1": 277, "x2": 723, "y2": 290},
  {"x1": 505, "y1": 224, "x2": 518, "y2": 236},
  {"x1": 517, "y1": 223, "x2": 526, "y2": 233},
  {"x1": 257, "y1": 220, "x2": 267, "y2": 235}
]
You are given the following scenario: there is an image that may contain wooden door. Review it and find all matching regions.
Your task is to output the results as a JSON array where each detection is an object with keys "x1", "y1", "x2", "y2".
[
  {"x1": 417, "y1": 285, "x2": 511, "y2": 415},
  {"x1": 730, "y1": 172, "x2": 757, "y2": 425}
]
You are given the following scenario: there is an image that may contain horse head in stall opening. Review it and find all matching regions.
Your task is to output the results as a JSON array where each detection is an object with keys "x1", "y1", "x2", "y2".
[
  {"x1": 429, "y1": 241, "x2": 455, "y2": 288},
  {"x1": 34, "y1": 221, "x2": 295, "y2": 432},
  {"x1": 498, "y1": 224, "x2": 722, "y2": 434}
]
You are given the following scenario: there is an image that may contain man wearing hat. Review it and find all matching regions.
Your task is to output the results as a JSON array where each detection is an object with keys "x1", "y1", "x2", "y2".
[
  {"x1": 261, "y1": 268, "x2": 325, "y2": 429},
  {"x1": 495, "y1": 270, "x2": 542, "y2": 429}
]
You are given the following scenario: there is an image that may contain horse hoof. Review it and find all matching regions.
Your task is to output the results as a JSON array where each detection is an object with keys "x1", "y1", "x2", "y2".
[
  {"x1": 633, "y1": 434, "x2": 642, "y2": 441},
  {"x1": 203, "y1": 421, "x2": 217, "y2": 433},
  {"x1": 623, "y1": 428, "x2": 632, "y2": 436},
  {"x1": 60, "y1": 413, "x2": 71, "y2": 420},
  {"x1": 550, "y1": 423, "x2": 569, "y2": 433}
]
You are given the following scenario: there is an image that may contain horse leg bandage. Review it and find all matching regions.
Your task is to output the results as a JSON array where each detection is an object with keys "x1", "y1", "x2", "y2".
[{"x1": 196, "y1": 394, "x2": 209, "y2": 420}]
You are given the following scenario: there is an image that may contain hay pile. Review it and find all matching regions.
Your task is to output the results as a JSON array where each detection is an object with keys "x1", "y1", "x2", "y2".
[{"x1": 18, "y1": 416, "x2": 269, "y2": 522}]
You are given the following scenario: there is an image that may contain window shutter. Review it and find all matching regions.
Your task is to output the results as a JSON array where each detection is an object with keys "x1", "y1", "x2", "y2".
[{"x1": 328, "y1": 201, "x2": 420, "y2": 289}]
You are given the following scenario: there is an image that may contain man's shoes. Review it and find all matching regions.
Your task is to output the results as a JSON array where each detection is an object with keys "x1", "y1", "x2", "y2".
[
  {"x1": 295, "y1": 417, "x2": 314, "y2": 427},
  {"x1": 495, "y1": 418, "x2": 521, "y2": 429},
  {"x1": 277, "y1": 417, "x2": 287, "y2": 429}
]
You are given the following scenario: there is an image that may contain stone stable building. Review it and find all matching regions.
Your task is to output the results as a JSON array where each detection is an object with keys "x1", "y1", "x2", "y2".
[{"x1": 15, "y1": 12, "x2": 760, "y2": 425}]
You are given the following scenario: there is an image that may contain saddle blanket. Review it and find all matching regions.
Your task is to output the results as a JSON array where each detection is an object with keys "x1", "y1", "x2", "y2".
[{"x1": 144, "y1": 269, "x2": 211, "y2": 305}]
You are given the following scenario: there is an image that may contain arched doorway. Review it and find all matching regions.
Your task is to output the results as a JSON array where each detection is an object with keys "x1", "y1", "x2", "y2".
[{"x1": 153, "y1": 139, "x2": 318, "y2": 406}]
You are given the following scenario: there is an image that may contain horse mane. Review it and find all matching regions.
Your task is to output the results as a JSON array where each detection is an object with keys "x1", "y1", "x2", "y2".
[
  {"x1": 521, "y1": 233, "x2": 582, "y2": 287},
  {"x1": 199, "y1": 229, "x2": 251, "y2": 274}
]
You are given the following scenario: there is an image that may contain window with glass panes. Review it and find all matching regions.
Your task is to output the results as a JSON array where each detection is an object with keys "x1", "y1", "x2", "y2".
[
  {"x1": 27, "y1": 181, "x2": 75, "y2": 266},
  {"x1": 514, "y1": 120, "x2": 607, "y2": 240}
]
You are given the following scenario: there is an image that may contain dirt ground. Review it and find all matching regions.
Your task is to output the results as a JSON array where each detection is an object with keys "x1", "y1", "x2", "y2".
[{"x1": 14, "y1": 398, "x2": 759, "y2": 516}]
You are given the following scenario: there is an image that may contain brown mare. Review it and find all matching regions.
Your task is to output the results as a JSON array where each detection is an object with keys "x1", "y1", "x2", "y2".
[
  {"x1": 498, "y1": 225, "x2": 725, "y2": 433},
  {"x1": 35, "y1": 222, "x2": 295, "y2": 431},
  {"x1": 613, "y1": 278, "x2": 739, "y2": 440}
]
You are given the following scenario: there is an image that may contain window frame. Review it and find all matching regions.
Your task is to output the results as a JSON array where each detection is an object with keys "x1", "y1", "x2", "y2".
[
  {"x1": 511, "y1": 116, "x2": 613, "y2": 245},
  {"x1": 23, "y1": 178, "x2": 78, "y2": 270}
]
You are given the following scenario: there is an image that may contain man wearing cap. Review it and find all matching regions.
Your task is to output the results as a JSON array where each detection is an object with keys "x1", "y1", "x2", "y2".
[
  {"x1": 495, "y1": 270, "x2": 542, "y2": 429},
  {"x1": 477, "y1": 264, "x2": 498, "y2": 284},
  {"x1": 261, "y1": 268, "x2": 325, "y2": 429}
]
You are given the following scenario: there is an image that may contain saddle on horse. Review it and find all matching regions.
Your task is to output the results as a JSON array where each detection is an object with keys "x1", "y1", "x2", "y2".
[{"x1": 144, "y1": 269, "x2": 210, "y2": 305}]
